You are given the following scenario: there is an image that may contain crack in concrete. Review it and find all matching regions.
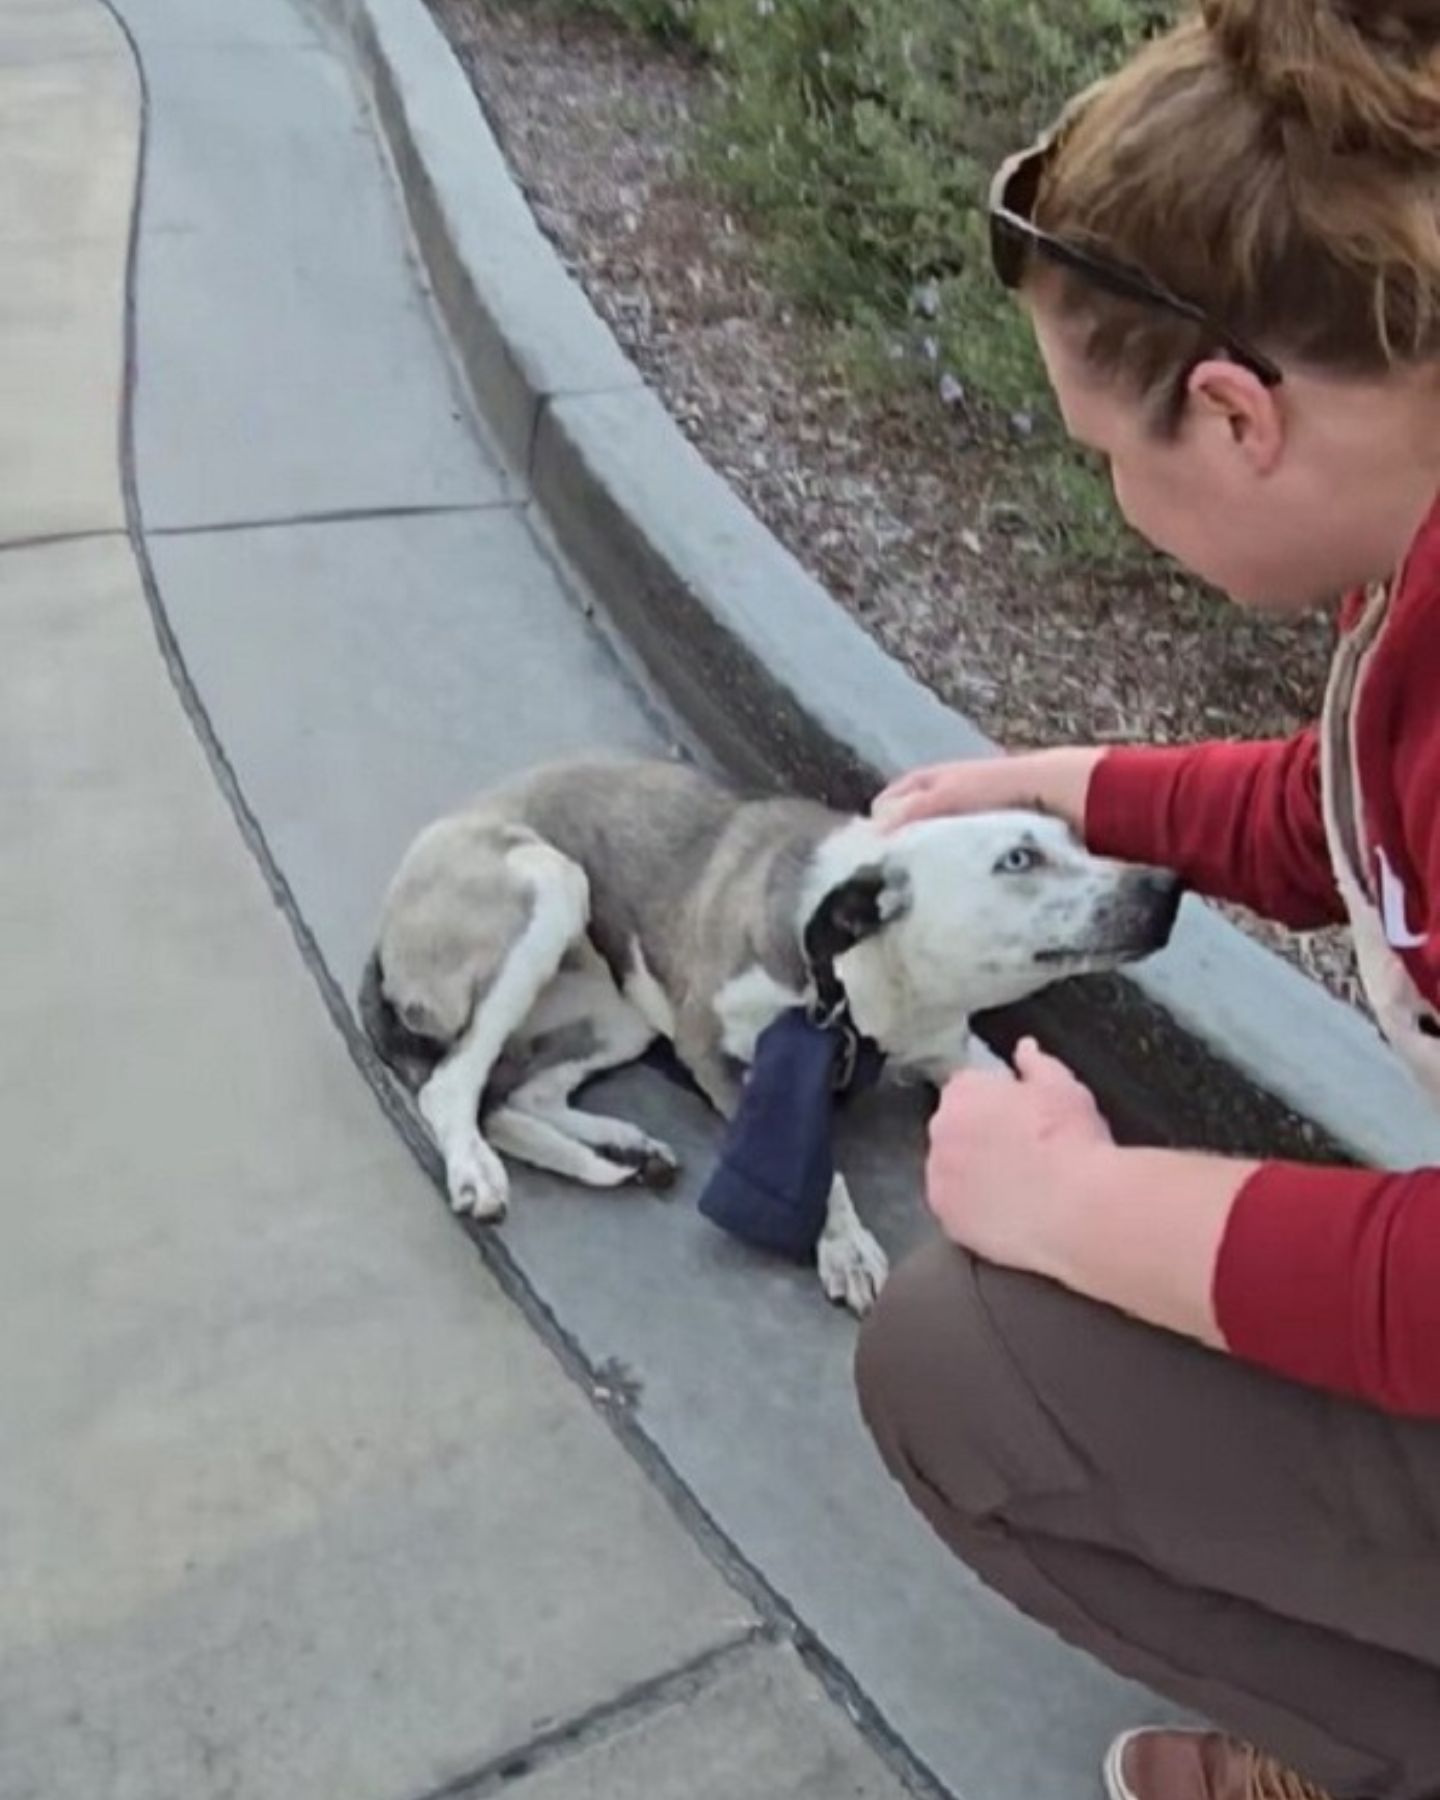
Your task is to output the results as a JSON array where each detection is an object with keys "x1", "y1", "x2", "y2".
[
  {"x1": 0, "y1": 525, "x2": 128, "y2": 556},
  {"x1": 145, "y1": 497, "x2": 520, "y2": 539},
  {"x1": 404, "y1": 1628, "x2": 770, "y2": 1800}
]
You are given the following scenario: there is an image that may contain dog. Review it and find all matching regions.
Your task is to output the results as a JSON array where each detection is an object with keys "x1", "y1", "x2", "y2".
[{"x1": 360, "y1": 755, "x2": 1180, "y2": 1313}]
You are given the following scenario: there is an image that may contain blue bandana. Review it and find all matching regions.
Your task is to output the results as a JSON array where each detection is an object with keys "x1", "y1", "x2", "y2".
[
  {"x1": 642, "y1": 1009, "x2": 884, "y2": 1262},
  {"x1": 638, "y1": 863, "x2": 893, "y2": 1261},
  {"x1": 697, "y1": 1009, "x2": 883, "y2": 1260}
]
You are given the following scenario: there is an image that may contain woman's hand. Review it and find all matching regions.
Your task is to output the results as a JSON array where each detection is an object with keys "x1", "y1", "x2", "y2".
[
  {"x1": 928, "y1": 1038, "x2": 1248, "y2": 1347},
  {"x1": 872, "y1": 746, "x2": 1107, "y2": 837},
  {"x1": 925, "y1": 1039, "x2": 1114, "y2": 1278}
]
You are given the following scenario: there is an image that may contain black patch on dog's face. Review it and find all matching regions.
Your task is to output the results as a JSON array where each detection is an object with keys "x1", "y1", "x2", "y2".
[{"x1": 804, "y1": 863, "x2": 908, "y2": 972}]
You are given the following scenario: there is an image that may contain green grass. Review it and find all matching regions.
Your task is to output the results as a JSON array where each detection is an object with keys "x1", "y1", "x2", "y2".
[{"x1": 540, "y1": 0, "x2": 1181, "y2": 568}]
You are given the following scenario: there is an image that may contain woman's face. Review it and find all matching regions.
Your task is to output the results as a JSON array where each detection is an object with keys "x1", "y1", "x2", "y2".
[{"x1": 1029, "y1": 293, "x2": 1376, "y2": 614}]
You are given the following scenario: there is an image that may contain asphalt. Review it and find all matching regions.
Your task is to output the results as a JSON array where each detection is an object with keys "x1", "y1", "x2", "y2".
[{"x1": 0, "y1": 0, "x2": 1169, "y2": 1795}]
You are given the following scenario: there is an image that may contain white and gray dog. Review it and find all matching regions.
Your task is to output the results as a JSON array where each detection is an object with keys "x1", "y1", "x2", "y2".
[{"x1": 360, "y1": 755, "x2": 1179, "y2": 1313}]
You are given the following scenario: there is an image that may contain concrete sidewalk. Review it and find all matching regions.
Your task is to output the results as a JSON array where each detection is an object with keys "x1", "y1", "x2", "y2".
[
  {"x1": 0, "y1": 2, "x2": 911, "y2": 1795},
  {"x1": 0, "y1": 0, "x2": 1173, "y2": 1795}
]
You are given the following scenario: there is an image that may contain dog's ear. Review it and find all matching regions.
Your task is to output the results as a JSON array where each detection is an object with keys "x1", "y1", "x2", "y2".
[{"x1": 805, "y1": 862, "x2": 911, "y2": 966}]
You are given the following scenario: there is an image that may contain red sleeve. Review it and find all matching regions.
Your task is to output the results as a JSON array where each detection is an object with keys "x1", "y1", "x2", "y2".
[
  {"x1": 1085, "y1": 730, "x2": 1344, "y2": 929},
  {"x1": 1214, "y1": 1162, "x2": 1440, "y2": 1416}
]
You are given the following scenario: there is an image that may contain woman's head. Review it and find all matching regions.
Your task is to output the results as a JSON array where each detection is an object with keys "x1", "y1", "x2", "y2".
[{"x1": 1006, "y1": 0, "x2": 1440, "y2": 610}]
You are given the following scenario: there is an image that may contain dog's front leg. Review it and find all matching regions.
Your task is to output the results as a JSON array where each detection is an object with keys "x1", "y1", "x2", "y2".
[
  {"x1": 675, "y1": 1005, "x2": 744, "y2": 1120},
  {"x1": 691, "y1": 1056, "x2": 743, "y2": 1120},
  {"x1": 816, "y1": 1175, "x2": 889, "y2": 1317},
  {"x1": 421, "y1": 1066, "x2": 511, "y2": 1222}
]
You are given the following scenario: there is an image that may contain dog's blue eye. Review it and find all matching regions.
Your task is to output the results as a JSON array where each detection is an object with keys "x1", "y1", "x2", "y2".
[{"x1": 996, "y1": 845, "x2": 1043, "y2": 875}]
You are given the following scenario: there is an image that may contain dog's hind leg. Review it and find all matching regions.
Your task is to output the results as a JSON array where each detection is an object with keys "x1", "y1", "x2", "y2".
[
  {"x1": 506, "y1": 1080, "x2": 681, "y2": 1190},
  {"x1": 501, "y1": 953, "x2": 680, "y2": 1189},
  {"x1": 484, "y1": 1108, "x2": 640, "y2": 1188},
  {"x1": 419, "y1": 842, "x2": 589, "y2": 1221}
]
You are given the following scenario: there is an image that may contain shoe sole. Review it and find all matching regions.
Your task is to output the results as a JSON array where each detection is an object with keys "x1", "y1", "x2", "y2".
[
  {"x1": 1104, "y1": 1730, "x2": 1143, "y2": 1800},
  {"x1": 1104, "y1": 1727, "x2": 1216, "y2": 1800}
]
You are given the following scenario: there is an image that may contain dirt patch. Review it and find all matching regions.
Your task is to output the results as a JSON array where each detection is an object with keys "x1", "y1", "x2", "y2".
[{"x1": 428, "y1": 0, "x2": 1362, "y2": 1009}]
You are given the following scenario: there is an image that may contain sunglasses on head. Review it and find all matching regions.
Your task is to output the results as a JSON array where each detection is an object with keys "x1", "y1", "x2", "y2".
[{"x1": 987, "y1": 107, "x2": 1284, "y2": 389}]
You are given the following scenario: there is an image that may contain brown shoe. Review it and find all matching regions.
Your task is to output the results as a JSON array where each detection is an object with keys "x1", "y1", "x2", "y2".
[{"x1": 1105, "y1": 1729, "x2": 1336, "y2": 1800}]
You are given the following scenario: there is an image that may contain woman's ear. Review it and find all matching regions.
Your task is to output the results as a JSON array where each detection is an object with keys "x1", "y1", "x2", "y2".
[{"x1": 1186, "y1": 359, "x2": 1285, "y2": 474}]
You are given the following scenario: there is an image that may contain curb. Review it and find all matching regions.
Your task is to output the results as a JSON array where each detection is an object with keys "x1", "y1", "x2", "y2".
[{"x1": 311, "y1": 0, "x2": 1440, "y2": 1171}]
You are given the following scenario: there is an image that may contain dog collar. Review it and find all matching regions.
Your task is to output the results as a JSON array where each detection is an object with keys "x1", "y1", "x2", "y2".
[
  {"x1": 799, "y1": 858, "x2": 886, "y2": 1088},
  {"x1": 809, "y1": 999, "x2": 884, "y2": 1096},
  {"x1": 803, "y1": 935, "x2": 882, "y2": 1099}
]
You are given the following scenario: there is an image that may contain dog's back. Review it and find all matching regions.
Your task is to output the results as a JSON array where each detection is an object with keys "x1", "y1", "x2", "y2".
[
  {"x1": 493, "y1": 758, "x2": 739, "y2": 981},
  {"x1": 361, "y1": 758, "x2": 740, "y2": 1074}
]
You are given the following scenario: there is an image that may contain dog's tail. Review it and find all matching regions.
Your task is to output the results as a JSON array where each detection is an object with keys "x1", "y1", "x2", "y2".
[{"x1": 357, "y1": 949, "x2": 444, "y2": 1090}]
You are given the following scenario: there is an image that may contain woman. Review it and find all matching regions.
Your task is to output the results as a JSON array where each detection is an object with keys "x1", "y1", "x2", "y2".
[{"x1": 855, "y1": 4, "x2": 1440, "y2": 1798}]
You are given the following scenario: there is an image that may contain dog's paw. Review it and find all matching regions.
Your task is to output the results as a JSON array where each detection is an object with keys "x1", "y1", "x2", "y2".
[
  {"x1": 817, "y1": 1220, "x2": 889, "y2": 1317},
  {"x1": 445, "y1": 1132, "x2": 510, "y2": 1222},
  {"x1": 635, "y1": 1145, "x2": 681, "y2": 1193},
  {"x1": 572, "y1": 1118, "x2": 681, "y2": 1193},
  {"x1": 605, "y1": 1137, "x2": 682, "y2": 1193}
]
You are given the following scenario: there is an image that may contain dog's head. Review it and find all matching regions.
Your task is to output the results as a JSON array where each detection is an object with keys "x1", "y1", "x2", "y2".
[{"x1": 801, "y1": 811, "x2": 1181, "y2": 1079}]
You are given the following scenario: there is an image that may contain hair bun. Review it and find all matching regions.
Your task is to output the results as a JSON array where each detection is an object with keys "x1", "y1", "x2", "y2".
[{"x1": 1201, "y1": 0, "x2": 1440, "y2": 167}]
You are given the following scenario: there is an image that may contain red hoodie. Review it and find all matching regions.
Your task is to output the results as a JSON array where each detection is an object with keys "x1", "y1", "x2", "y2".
[{"x1": 1086, "y1": 494, "x2": 1440, "y2": 1417}]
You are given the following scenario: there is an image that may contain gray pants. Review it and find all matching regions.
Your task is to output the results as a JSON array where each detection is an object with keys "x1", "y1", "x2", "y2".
[{"x1": 855, "y1": 1242, "x2": 1440, "y2": 1800}]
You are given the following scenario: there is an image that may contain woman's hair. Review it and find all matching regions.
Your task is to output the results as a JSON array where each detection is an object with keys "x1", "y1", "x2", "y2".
[{"x1": 1032, "y1": 0, "x2": 1440, "y2": 417}]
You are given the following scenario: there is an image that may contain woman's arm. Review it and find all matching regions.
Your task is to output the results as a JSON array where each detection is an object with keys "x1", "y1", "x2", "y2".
[
  {"x1": 1030, "y1": 1142, "x2": 1247, "y2": 1350},
  {"x1": 873, "y1": 747, "x2": 1104, "y2": 839},
  {"x1": 1087, "y1": 728, "x2": 1344, "y2": 928},
  {"x1": 1214, "y1": 1160, "x2": 1440, "y2": 1415},
  {"x1": 923, "y1": 1040, "x2": 1247, "y2": 1350},
  {"x1": 878, "y1": 730, "x2": 1345, "y2": 929},
  {"x1": 928, "y1": 1042, "x2": 1440, "y2": 1418}
]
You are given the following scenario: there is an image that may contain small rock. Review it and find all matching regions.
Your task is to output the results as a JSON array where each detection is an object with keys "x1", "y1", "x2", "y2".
[
  {"x1": 913, "y1": 279, "x2": 941, "y2": 319},
  {"x1": 1009, "y1": 410, "x2": 1035, "y2": 437},
  {"x1": 921, "y1": 334, "x2": 940, "y2": 363},
  {"x1": 961, "y1": 528, "x2": 983, "y2": 555},
  {"x1": 938, "y1": 372, "x2": 967, "y2": 409},
  {"x1": 987, "y1": 502, "x2": 1029, "y2": 536}
]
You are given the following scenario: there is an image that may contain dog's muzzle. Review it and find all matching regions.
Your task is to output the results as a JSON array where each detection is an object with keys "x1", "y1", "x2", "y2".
[
  {"x1": 1098, "y1": 867, "x2": 1185, "y2": 960},
  {"x1": 1034, "y1": 868, "x2": 1184, "y2": 968}
]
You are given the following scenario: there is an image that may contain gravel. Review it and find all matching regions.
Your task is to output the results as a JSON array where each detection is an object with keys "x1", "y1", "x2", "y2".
[{"x1": 428, "y1": 0, "x2": 1363, "y2": 1010}]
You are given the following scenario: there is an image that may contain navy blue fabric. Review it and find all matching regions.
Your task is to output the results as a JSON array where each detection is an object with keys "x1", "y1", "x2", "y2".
[{"x1": 696, "y1": 1010, "x2": 883, "y2": 1263}]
